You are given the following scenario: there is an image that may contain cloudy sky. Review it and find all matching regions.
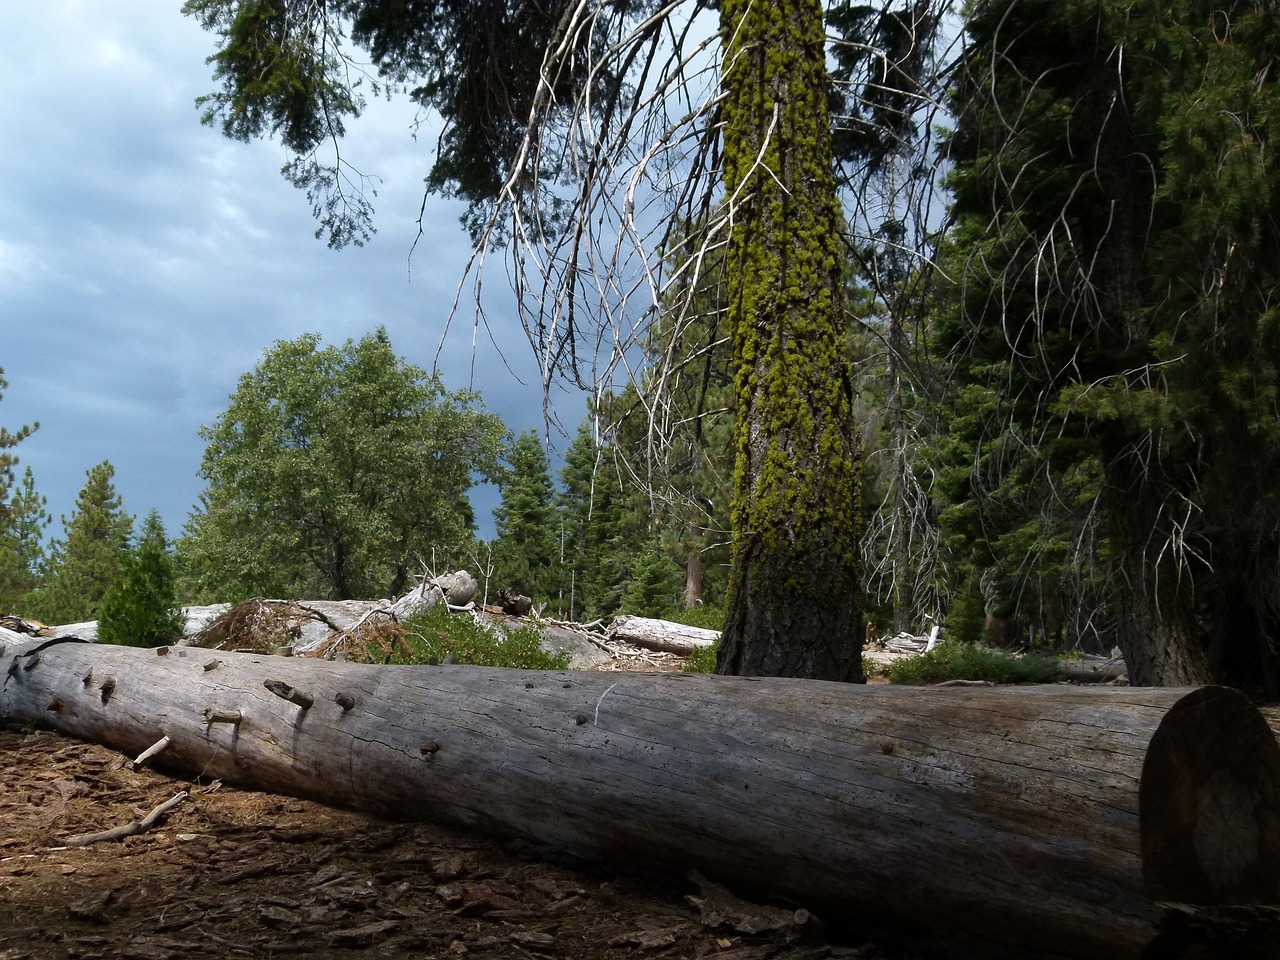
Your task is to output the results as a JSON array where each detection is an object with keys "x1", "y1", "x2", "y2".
[{"x1": 1, "y1": 1, "x2": 581, "y2": 544}]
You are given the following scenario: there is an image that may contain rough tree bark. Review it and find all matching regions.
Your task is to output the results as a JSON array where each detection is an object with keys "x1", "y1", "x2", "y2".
[
  {"x1": 3, "y1": 632, "x2": 1278, "y2": 959},
  {"x1": 714, "y1": 0, "x2": 863, "y2": 681},
  {"x1": 1103, "y1": 446, "x2": 1215, "y2": 687}
]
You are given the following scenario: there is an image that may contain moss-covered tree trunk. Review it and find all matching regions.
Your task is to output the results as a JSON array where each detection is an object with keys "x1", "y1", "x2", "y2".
[{"x1": 714, "y1": 0, "x2": 863, "y2": 681}]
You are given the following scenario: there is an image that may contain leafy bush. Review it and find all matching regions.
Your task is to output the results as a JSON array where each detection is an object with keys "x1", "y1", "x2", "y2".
[
  {"x1": 885, "y1": 642, "x2": 1060, "y2": 685},
  {"x1": 683, "y1": 640, "x2": 720, "y2": 673},
  {"x1": 396, "y1": 603, "x2": 569, "y2": 670}
]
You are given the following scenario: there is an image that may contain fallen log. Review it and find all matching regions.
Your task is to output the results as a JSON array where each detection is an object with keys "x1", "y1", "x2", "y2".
[
  {"x1": 1057, "y1": 655, "x2": 1128, "y2": 684},
  {"x1": 2, "y1": 633, "x2": 1278, "y2": 959},
  {"x1": 606, "y1": 614, "x2": 719, "y2": 655}
]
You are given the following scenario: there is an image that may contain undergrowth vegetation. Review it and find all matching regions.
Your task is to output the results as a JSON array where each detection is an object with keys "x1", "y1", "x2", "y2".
[
  {"x1": 392, "y1": 603, "x2": 570, "y2": 670},
  {"x1": 884, "y1": 642, "x2": 1059, "y2": 685},
  {"x1": 668, "y1": 606, "x2": 724, "y2": 673}
]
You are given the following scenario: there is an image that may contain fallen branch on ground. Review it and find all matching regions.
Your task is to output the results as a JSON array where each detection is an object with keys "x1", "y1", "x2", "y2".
[{"x1": 64, "y1": 791, "x2": 189, "y2": 847}]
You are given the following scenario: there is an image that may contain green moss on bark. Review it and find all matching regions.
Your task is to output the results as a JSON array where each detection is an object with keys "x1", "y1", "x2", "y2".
[{"x1": 715, "y1": 0, "x2": 863, "y2": 681}]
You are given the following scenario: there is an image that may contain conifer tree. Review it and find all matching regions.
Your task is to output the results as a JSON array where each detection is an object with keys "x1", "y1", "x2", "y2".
[
  {"x1": 619, "y1": 545, "x2": 682, "y2": 619},
  {"x1": 99, "y1": 511, "x2": 185, "y2": 648},
  {"x1": 942, "y1": 0, "x2": 1280, "y2": 690},
  {"x1": 0, "y1": 372, "x2": 46, "y2": 613},
  {"x1": 0, "y1": 468, "x2": 49, "y2": 614},
  {"x1": 491, "y1": 430, "x2": 562, "y2": 610},
  {"x1": 559, "y1": 419, "x2": 626, "y2": 622},
  {"x1": 24, "y1": 461, "x2": 132, "y2": 625}
]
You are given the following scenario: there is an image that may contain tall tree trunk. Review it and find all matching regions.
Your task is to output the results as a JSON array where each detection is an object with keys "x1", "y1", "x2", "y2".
[
  {"x1": 715, "y1": 0, "x2": 863, "y2": 681},
  {"x1": 1104, "y1": 442, "x2": 1214, "y2": 686}
]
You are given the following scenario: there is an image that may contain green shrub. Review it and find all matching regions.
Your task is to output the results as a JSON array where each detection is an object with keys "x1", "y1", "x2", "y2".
[
  {"x1": 885, "y1": 642, "x2": 1059, "y2": 685},
  {"x1": 666, "y1": 605, "x2": 726, "y2": 631},
  {"x1": 396, "y1": 604, "x2": 570, "y2": 670},
  {"x1": 683, "y1": 640, "x2": 720, "y2": 673}
]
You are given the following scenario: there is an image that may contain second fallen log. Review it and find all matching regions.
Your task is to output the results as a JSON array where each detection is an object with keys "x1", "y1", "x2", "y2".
[
  {"x1": 1, "y1": 634, "x2": 1278, "y2": 960},
  {"x1": 606, "y1": 614, "x2": 719, "y2": 654}
]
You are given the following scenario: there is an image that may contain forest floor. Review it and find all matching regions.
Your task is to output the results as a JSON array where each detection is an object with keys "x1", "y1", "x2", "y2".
[{"x1": 0, "y1": 724, "x2": 1067, "y2": 960}]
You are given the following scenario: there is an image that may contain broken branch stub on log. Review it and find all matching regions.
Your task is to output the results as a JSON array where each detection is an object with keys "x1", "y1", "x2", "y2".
[{"x1": 2, "y1": 635, "x2": 1278, "y2": 960}]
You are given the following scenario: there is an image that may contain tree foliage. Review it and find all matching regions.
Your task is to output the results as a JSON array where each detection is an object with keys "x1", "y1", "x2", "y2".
[
  {"x1": 23, "y1": 462, "x2": 132, "y2": 625},
  {"x1": 558, "y1": 418, "x2": 626, "y2": 622},
  {"x1": 490, "y1": 430, "x2": 563, "y2": 607},
  {"x1": 619, "y1": 543, "x2": 682, "y2": 618},
  {"x1": 99, "y1": 511, "x2": 186, "y2": 648},
  {"x1": 940, "y1": 0, "x2": 1280, "y2": 690},
  {"x1": 182, "y1": 0, "x2": 632, "y2": 246},
  {"x1": 0, "y1": 372, "x2": 48, "y2": 614},
  {"x1": 182, "y1": 328, "x2": 506, "y2": 601}
]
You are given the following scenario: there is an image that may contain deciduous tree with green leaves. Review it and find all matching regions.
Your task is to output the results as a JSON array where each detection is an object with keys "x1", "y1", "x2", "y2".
[{"x1": 182, "y1": 329, "x2": 505, "y2": 601}]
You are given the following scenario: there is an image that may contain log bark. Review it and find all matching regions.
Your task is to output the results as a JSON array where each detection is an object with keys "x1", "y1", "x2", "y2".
[
  {"x1": 606, "y1": 615, "x2": 719, "y2": 655},
  {"x1": 3, "y1": 632, "x2": 1279, "y2": 960}
]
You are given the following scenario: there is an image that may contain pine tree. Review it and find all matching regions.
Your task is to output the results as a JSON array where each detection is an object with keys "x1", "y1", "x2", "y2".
[
  {"x1": 619, "y1": 545, "x2": 682, "y2": 619},
  {"x1": 98, "y1": 511, "x2": 185, "y2": 647},
  {"x1": 714, "y1": 0, "x2": 863, "y2": 680},
  {"x1": 0, "y1": 372, "x2": 45, "y2": 614},
  {"x1": 490, "y1": 430, "x2": 562, "y2": 610},
  {"x1": 942, "y1": 0, "x2": 1280, "y2": 690},
  {"x1": 0, "y1": 467, "x2": 49, "y2": 614},
  {"x1": 23, "y1": 461, "x2": 132, "y2": 625},
  {"x1": 559, "y1": 419, "x2": 626, "y2": 622}
]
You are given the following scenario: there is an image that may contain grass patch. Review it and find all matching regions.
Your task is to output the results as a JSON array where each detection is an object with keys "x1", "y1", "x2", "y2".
[
  {"x1": 885, "y1": 642, "x2": 1060, "y2": 686},
  {"x1": 393, "y1": 604, "x2": 570, "y2": 670}
]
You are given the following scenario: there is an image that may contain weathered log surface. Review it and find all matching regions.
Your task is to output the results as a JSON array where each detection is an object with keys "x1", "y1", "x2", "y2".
[
  {"x1": 3, "y1": 633, "x2": 1279, "y2": 960},
  {"x1": 606, "y1": 614, "x2": 719, "y2": 655}
]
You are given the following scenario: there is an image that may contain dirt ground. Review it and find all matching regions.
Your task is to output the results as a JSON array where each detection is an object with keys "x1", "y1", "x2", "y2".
[{"x1": 0, "y1": 724, "x2": 1061, "y2": 960}]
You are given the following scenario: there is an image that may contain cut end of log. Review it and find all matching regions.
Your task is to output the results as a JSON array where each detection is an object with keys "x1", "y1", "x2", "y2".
[{"x1": 1141, "y1": 686, "x2": 1280, "y2": 905}]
